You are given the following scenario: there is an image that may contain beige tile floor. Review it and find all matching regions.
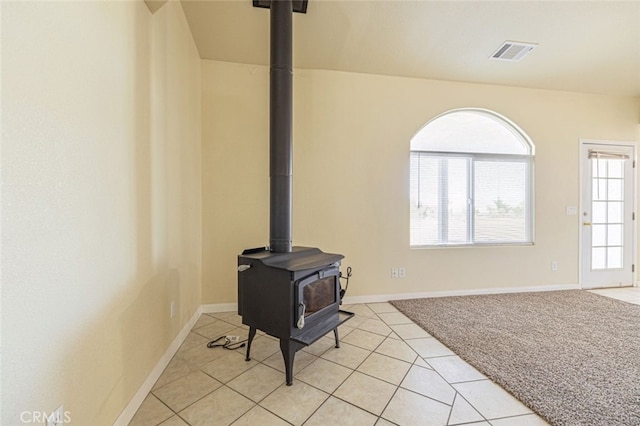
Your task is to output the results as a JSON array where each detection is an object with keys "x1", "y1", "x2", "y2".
[
  {"x1": 589, "y1": 286, "x2": 640, "y2": 306},
  {"x1": 129, "y1": 287, "x2": 640, "y2": 426}
]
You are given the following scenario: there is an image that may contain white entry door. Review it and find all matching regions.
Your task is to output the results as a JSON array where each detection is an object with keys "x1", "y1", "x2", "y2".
[{"x1": 580, "y1": 142, "x2": 635, "y2": 289}]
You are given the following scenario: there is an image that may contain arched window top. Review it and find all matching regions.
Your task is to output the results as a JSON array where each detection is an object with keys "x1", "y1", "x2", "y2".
[{"x1": 411, "y1": 109, "x2": 534, "y2": 155}]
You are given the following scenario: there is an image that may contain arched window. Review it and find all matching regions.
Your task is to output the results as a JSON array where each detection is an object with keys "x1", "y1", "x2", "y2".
[{"x1": 410, "y1": 109, "x2": 534, "y2": 246}]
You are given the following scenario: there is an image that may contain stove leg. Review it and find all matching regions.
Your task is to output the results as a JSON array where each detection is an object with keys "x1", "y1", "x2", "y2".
[
  {"x1": 333, "y1": 328, "x2": 340, "y2": 348},
  {"x1": 245, "y1": 327, "x2": 257, "y2": 361},
  {"x1": 280, "y1": 339, "x2": 296, "y2": 386}
]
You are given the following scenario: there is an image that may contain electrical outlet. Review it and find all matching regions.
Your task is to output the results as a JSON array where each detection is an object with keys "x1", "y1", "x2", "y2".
[
  {"x1": 551, "y1": 261, "x2": 558, "y2": 271},
  {"x1": 566, "y1": 206, "x2": 577, "y2": 215},
  {"x1": 398, "y1": 267, "x2": 406, "y2": 278},
  {"x1": 47, "y1": 405, "x2": 65, "y2": 426},
  {"x1": 170, "y1": 301, "x2": 175, "y2": 318},
  {"x1": 391, "y1": 268, "x2": 399, "y2": 278}
]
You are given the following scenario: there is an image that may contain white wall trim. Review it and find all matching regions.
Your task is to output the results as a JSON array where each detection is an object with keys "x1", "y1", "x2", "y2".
[
  {"x1": 200, "y1": 284, "x2": 582, "y2": 313},
  {"x1": 113, "y1": 305, "x2": 202, "y2": 426},
  {"x1": 202, "y1": 303, "x2": 238, "y2": 314},
  {"x1": 342, "y1": 283, "x2": 580, "y2": 305}
]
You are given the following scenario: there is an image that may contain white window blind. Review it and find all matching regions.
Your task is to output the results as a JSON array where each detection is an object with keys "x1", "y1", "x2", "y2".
[{"x1": 410, "y1": 109, "x2": 534, "y2": 247}]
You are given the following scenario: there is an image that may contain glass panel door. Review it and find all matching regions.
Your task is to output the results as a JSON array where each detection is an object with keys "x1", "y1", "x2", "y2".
[{"x1": 581, "y1": 143, "x2": 635, "y2": 288}]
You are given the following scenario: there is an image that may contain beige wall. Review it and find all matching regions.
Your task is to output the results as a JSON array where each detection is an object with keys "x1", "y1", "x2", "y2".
[
  {"x1": 202, "y1": 60, "x2": 639, "y2": 304},
  {"x1": 1, "y1": 1, "x2": 201, "y2": 424}
]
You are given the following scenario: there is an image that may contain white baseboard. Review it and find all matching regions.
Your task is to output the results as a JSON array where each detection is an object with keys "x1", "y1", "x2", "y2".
[
  {"x1": 113, "y1": 306, "x2": 202, "y2": 426},
  {"x1": 202, "y1": 284, "x2": 581, "y2": 312},
  {"x1": 202, "y1": 302, "x2": 237, "y2": 313},
  {"x1": 342, "y1": 283, "x2": 581, "y2": 305},
  {"x1": 201, "y1": 284, "x2": 581, "y2": 311}
]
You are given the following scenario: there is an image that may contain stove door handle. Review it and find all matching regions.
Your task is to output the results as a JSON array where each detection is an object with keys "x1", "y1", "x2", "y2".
[{"x1": 297, "y1": 303, "x2": 306, "y2": 329}]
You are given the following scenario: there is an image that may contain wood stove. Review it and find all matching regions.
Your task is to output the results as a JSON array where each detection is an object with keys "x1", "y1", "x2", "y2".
[
  {"x1": 238, "y1": 247, "x2": 353, "y2": 385},
  {"x1": 236, "y1": 0, "x2": 353, "y2": 386}
]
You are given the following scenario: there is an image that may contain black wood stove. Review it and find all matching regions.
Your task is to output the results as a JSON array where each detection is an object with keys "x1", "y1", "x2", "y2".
[
  {"x1": 237, "y1": 0, "x2": 353, "y2": 386},
  {"x1": 238, "y1": 247, "x2": 352, "y2": 385}
]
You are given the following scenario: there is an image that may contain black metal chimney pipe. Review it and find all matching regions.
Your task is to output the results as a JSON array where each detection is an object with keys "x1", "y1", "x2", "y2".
[{"x1": 269, "y1": 0, "x2": 293, "y2": 253}]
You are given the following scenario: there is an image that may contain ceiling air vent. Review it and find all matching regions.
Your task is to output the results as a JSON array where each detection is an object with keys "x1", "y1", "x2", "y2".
[{"x1": 490, "y1": 41, "x2": 537, "y2": 62}]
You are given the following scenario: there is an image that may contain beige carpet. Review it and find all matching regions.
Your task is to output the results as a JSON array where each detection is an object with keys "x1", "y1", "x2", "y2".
[{"x1": 391, "y1": 290, "x2": 640, "y2": 426}]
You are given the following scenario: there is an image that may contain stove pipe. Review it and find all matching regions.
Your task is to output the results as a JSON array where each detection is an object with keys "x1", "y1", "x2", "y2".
[{"x1": 269, "y1": 0, "x2": 293, "y2": 253}]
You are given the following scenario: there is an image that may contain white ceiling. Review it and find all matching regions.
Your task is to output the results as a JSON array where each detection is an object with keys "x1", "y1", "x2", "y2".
[{"x1": 180, "y1": 0, "x2": 640, "y2": 97}]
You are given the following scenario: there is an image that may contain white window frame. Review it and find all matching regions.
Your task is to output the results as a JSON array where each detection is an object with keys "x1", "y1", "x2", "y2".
[{"x1": 410, "y1": 108, "x2": 535, "y2": 248}]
